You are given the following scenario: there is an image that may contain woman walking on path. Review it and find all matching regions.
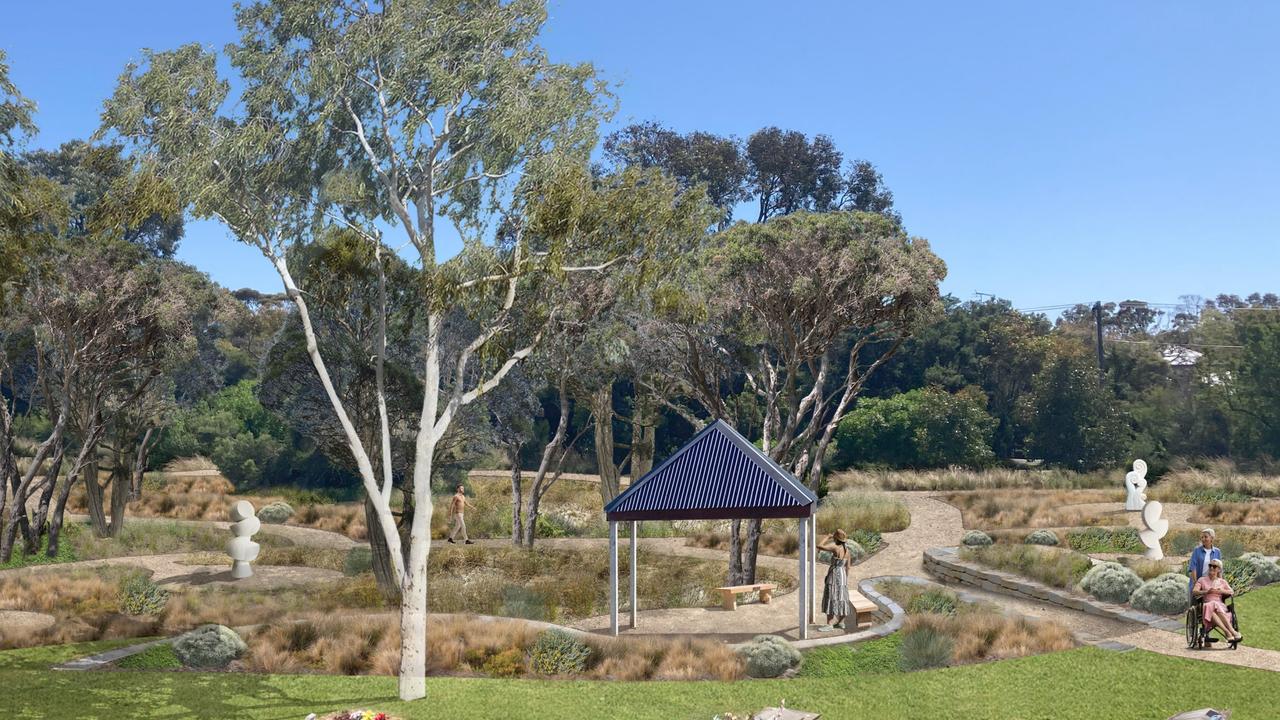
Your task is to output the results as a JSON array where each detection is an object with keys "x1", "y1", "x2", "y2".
[{"x1": 816, "y1": 529, "x2": 854, "y2": 632}]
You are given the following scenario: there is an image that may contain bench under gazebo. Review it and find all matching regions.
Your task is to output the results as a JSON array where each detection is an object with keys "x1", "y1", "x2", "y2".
[{"x1": 602, "y1": 419, "x2": 819, "y2": 639}]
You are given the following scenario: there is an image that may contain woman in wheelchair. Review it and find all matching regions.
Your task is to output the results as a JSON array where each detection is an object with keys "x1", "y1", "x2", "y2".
[{"x1": 1193, "y1": 558, "x2": 1243, "y2": 648}]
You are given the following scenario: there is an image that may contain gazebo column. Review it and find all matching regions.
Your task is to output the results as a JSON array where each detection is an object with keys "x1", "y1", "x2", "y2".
[
  {"x1": 809, "y1": 512, "x2": 816, "y2": 624},
  {"x1": 609, "y1": 520, "x2": 619, "y2": 636},
  {"x1": 629, "y1": 520, "x2": 638, "y2": 629},
  {"x1": 798, "y1": 513, "x2": 809, "y2": 640}
]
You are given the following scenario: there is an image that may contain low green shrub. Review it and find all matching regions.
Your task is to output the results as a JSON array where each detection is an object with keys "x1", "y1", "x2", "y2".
[
  {"x1": 257, "y1": 502, "x2": 295, "y2": 524},
  {"x1": 736, "y1": 635, "x2": 802, "y2": 678},
  {"x1": 173, "y1": 624, "x2": 247, "y2": 669},
  {"x1": 797, "y1": 634, "x2": 903, "y2": 677},
  {"x1": 1024, "y1": 530, "x2": 1059, "y2": 547},
  {"x1": 528, "y1": 630, "x2": 591, "y2": 675},
  {"x1": 1080, "y1": 562, "x2": 1142, "y2": 604},
  {"x1": 1129, "y1": 573, "x2": 1190, "y2": 615},
  {"x1": 1223, "y1": 557, "x2": 1258, "y2": 597},
  {"x1": 1239, "y1": 552, "x2": 1280, "y2": 586},
  {"x1": 906, "y1": 589, "x2": 958, "y2": 616},
  {"x1": 961, "y1": 530, "x2": 992, "y2": 547},
  {"x1": 343, "y1": 546, "x2": 374, "y2": 576},
  {"x1": 898, "y1": 625, "x2": 953, "y2": 671},
  {"x1": 1067, "y1": 527, "x2": 1143, "y2": 554},
  {"x1": 849, "y1": 529, "x2": 882, "y2": 554},
  {"x1": 1182, "y1": 487, "x2": 1253, "y2": 504},
  {"x1": 118, "y1": 574, "x2": 169, "y2": 616},
  {"x1": 115, "y1": 643, "x2": 181, "y2": 670},
  {"x1": 482, "y1": 648, "x2": 526, "y2": 677}
]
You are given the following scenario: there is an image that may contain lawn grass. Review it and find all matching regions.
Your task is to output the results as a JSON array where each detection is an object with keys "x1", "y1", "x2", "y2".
[
  {"x1": 115, "y1": 642, "x2": 181, "y2": 670},
  {"x1": 797, "y1": 634, "x2": 903, "y2": 677},
  {"x1": 2, "y1": 644, "x2": 1277, "y2": 719},
  {"x1": 1235, "y1": 583, "x2": 1280, "y2": 652}
]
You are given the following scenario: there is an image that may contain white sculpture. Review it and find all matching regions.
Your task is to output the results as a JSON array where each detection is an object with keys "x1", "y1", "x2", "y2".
[
  {"x1": 1124, "y1": 459, "x2": 1149, "y2": 512},
  {"x1": 226, "y1": 500, "x2": 261, "y2": 579},
  {"x1": 1138, "y1": 500, "x2": 1169, "y2": 560}
]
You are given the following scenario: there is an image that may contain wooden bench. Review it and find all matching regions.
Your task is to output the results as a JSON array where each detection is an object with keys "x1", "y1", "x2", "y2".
[
  {"x1": 850, "y1": 592, "x2": 877, "y2": 629},
  {"x1": 715, "y1": 583, "x2": 777, "y2": 610}
]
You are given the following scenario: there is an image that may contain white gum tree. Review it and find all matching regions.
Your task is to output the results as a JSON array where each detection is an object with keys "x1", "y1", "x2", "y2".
[{"x1": 100, "y1": 0, "x2": 708, "y2": 699}]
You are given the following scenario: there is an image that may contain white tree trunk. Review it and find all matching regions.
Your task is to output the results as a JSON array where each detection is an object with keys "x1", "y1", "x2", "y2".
[{"x1": 399, "y1": 313, "x2": 442, "y2": 701}]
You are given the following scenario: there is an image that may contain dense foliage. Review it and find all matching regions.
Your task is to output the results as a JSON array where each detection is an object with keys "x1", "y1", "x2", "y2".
[{"x1": 833, "y1": 387, "x2": 995, "y2": 469}]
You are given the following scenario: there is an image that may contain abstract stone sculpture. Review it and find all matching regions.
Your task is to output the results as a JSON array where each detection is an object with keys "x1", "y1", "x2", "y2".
[
  {"x1": 1139, "y1": 499, "x2": 1169, "y2": 560},
  {"x1": 227, "y1": 500, "x2": 261, "y2": 579},
  {"x1": 1124, "y1": 459, "x2": 1149, "y2": 512}
]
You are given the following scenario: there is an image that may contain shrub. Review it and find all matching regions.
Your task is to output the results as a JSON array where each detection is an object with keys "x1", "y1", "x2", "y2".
[
  {"x1": 1239, "y1": 552, "x2": 1280, "y2": 586},
  {"x1": 118, "y1": 574, "x2": 169, "y2": 616},
  {"x1": 961, "y1": 544, "x2": 1093, "y2": 590},
  {"x1": 898, "y1": 623, "x2": 954, "y2": 671},
  {"x1": 115, "y1": 642, "x2": 181, "y2": 670},
  {"x1": 529, "y1": 630, "x2": 591, "y2": 675},
  {"x1": 482, "y1": 648, "x2": 526, "y2": 677},
  {"x1": 907, "y1": 588, "x2": 958, "y2": 616},
  {"x1": 849, "y1": 529, "x2": 882, "y2": 554},
  {"x1": 1222, "y1": 557, "x2": 1258, "y2": 596},
  {"x1": 343, "y1": 546, "x2": 374, "y2": 576},
  {"x1": 832, "y1": 387, "x2": 996, "y2": 470},
  {"x1": 736, "y1": 635, "x2": 802, "y2": 678},
  {"x1": 499, "y1": 585, "x2": 551, "y2": 621},
  {"x1": 173, "y1": 624, "x2": 247, "y2": 669},
  {"x1": 961, "y1": 530, "x2": 992, "y2": 547},
  {"x1": 257, "y1": 502, "x2": 294, "y2": 524},
  {"x1": 1129, "y1": 573, "x2": 1190, "y2": 615},
  {"x1": 1080, "y1": 562, "x2": 1142, "y2": 604},
  {"x1": 1024, "y1": 530, "x2": 1059, "y2": 547},
  {"x1": 1068, "y1": 527, "x2": 1143, "y2": 554}
]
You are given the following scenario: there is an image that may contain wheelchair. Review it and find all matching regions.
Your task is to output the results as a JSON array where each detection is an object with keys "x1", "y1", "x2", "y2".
[{"x1": 1185, "y1": 594, "x2": 1239, "y2": 650}]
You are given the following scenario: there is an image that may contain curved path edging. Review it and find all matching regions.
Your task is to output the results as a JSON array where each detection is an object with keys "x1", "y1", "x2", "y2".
[{"x1": 924, "y1": 546, "x2": 1183, "y2": 632}]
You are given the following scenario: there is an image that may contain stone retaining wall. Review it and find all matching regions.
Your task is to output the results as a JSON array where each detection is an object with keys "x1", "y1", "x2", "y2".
[{"x1": 924, "y1": 546, "x2": 1183, "y2": 632}]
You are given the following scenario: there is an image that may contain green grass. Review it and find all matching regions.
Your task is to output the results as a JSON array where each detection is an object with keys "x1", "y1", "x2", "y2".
[
  {"x1": 0, "y1": 638, "x2": 152, "y2": 670},
  {"x1": 115, "y1": 643, "x2": 181, "y2": 671},
  {"x1": 1235, "y1": 583, "x2": 1280, "y2": 652},
  {"x1": 0, "y1": 524, "x2": 80, "y2": 569},
  {"x1": 797, "y1": 634, "x2": 903, "y2": 677},
  {"x1": 2, "y1": 644, "x2": 1279, "y2": 718}
]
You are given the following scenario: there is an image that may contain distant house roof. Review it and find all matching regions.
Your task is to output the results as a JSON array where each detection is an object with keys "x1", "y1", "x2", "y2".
[
  {"x1": 1161, "y1": 345, "x2": 1203, "y2": 367},
  {"x1": 604, "y1": 419, "x2": 817, "y2": 522}
]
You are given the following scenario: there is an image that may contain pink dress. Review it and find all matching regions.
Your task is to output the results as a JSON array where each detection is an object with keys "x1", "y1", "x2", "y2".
[{"x1": 1194, "y1": 576, "x2": 1233, "y2": 626}]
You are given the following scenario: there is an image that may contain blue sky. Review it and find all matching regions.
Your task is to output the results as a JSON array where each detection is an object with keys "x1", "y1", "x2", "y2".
[{"x1": 4, "y1": 1, "x2": 1279, "y2": 310}]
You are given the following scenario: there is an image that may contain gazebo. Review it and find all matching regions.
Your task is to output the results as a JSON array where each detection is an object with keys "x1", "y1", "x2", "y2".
[{"x1": 602, "y1": 419, "x2": 819, "y2": 639}]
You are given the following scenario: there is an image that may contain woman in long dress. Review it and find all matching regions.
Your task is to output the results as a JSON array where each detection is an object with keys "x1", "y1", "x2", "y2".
[
  {"x1": 816, "y1": 528, "x2": 853, "y2": 632},
  {"x1": 1193, "y1": 558, "x2": 1243, "y2": 647}
]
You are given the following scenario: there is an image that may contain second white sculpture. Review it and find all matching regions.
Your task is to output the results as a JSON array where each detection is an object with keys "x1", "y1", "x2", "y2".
[
  {"x1": 1138, "y1": 500, "x2": 1169, "y2": 560},
  {"x1": 227, "y1": 500, "x2": 261, "y2": 579},
  {"x1": 1124, "y1": 459, "x2": 1148, "y2": 512}
]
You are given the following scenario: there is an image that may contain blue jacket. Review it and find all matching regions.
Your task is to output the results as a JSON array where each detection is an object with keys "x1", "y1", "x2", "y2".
[{"x1": 1188, "y1": 545, "x2": 1222, "y2": 589}]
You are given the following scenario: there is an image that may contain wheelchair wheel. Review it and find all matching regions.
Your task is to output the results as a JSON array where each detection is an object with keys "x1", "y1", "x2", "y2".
[{"x1": 1185, "y1": 606, "x2": 1202, "y2": 649}]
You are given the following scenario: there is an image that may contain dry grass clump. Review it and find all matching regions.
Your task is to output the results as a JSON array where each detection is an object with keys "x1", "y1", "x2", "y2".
[
  {"x1": 427, "y1": 545, "x2": 791, "y2": 622},
  {"x1": 1191, "y1": 501, "x2": 1280, "y2": 527},
  {"x1": 911, "y1": 612, "x2": 1074, "y2": 664},
  {"x1": 0, "y1": 567, "x2": 165, "y2": 649},
  {"x1": 685, "y1": 527, "x2": 800, "y2": 557},
  {"x1": 68, "y1": 469, "x2": 368, "y2": 540},
  {"x1": 1117, "y1": 557, "x2": 1182, "y2": 581},
  {"x1": 584, "y1": 635, "x2": 743, "y2": 681},
  {"x1": 162, "y1": 576, "x2": 390, "y2": 633},
  {"x1": 180, "y1": 546, "x2": 350, "y2": 573},
  {"x1": 817, "y1": 492, "x2": 910, "y2": 534},
  {"x1": 942, "y1": 489, "x2": 1121, "y2": 530},
  {"x1": 828, "y1": 466, "x2": 1117, "y2": 492},
  {"x1": 1151, "y1": 458, "x2": 1280, "y2": 501},
  {"x1": 243, "y1": 613, "x2": 744, "y2": 680},
  {"x1": 164, "y1": 456, "x2": 219, "y2": 473},
  {"x1": 960, "y1": 544, "x2": 1094, "y2": 591}
]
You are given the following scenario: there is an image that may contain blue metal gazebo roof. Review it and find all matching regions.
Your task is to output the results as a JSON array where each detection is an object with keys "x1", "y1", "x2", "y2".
[{"x1": 604, "y1": 419, "x2": 818, "y2": 521}]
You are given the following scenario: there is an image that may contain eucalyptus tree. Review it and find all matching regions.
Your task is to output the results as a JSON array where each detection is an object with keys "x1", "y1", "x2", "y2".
[
  {"x1": 650, "y1": 211, "x2": 945, "y2": 583},
  {"x1": 98, "y1": 0, "x2": 709, "y2": 700}
]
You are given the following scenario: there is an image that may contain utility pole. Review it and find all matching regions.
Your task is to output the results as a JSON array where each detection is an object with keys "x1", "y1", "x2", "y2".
[{"x1": 1092, "y1": 301, "x2": 1105, "y2": 383}]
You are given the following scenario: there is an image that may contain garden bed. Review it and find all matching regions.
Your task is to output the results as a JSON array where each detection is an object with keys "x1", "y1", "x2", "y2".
[{"x1": 941, "y1": 489, "x2": 1121, "y2": 530}]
